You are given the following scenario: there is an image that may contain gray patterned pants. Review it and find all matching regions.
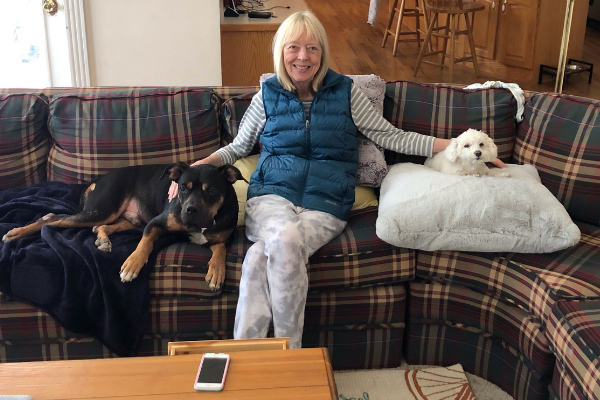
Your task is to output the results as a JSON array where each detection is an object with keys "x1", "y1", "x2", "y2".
[{"x1": 233, "y1": 194, "x2": 347, "y2": 348}]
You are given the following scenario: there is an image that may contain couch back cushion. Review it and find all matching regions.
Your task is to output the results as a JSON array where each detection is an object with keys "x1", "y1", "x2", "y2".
[
  {"x1": 383, "y1": 81, "x2": 518, "y2": 165},
  {"x1": 0, "y1": 93, "x2": 51, "y2": 190},
  {"x1": 220, "y1": 92, "x2": 262, "y2": 155},
  {"x1": 47, "y1": 88, "x2": 220, "y2": 184},
  {"x1": 513, "y1": 93, "x2": 600, "y2": 225}
]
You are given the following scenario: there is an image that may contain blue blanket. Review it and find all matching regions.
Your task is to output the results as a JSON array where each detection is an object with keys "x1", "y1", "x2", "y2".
[{"x1": 0, "y1": 181, "x2": 180, "y2": 356}]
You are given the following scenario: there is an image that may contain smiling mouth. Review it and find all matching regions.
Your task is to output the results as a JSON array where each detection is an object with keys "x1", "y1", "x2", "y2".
[{"x1": 293, "y1": 64, "x2": 310, "y2": 70}]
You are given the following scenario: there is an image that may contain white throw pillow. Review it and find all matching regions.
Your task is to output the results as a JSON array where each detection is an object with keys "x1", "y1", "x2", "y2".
[{"x1": 376, "y1": 163, "x2": 581, "y2": 253}]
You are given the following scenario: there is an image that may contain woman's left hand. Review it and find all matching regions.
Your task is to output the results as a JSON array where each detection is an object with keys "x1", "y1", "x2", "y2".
[{"x1": 490, "y1": 158, "x2": 508, "y2": 168}]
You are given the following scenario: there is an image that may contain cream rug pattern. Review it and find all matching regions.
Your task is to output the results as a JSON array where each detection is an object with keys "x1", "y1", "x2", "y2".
[{"x1": 335, "y1": 364, "x2": 478, "y2": 400}]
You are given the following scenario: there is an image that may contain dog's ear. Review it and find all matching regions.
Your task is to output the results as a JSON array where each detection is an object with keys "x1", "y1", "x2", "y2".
[
  {"x1": 444, "y1": 138, "x2": 459, "y2": 163},
  {"x1": 485, "y1": 136, "x2": 498, "y2": 158},
  {"x1": 161, "y1": 162, "x2": 189, "y2": 181},
  {"x1": 218, "y1": 164, "x2": 248, "y2": 184}
]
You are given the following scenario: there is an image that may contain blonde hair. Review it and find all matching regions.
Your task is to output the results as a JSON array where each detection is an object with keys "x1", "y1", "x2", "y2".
[{"x1": 272, "y1": 11, "x2": 330, "y2": 93}]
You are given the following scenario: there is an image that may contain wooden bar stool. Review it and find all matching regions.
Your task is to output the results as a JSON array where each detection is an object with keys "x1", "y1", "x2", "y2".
[
  {"x1": 413, "y1": 0, "x2": 485, "y2": 82},
  {"x1": 382, "y1": 0, "x2": 430, "y2": 56}
]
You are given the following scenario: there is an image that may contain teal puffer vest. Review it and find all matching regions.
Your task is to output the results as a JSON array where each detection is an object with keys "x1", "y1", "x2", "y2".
[{"x1": 247, "y1": 69, "x2": 358, "y2": 220}]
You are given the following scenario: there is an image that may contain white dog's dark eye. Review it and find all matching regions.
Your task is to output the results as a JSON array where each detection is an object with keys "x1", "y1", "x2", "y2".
[
  {"x1": 464, "y1": 144, "x2": 470, "y2": 148},
  {"x1": 480, "y1": 143, "x2": 484, "y2": 146}
]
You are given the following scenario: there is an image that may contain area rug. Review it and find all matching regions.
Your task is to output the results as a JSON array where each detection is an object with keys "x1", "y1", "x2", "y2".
[{"x1": 334, "y1": 364, "x2": 476, "y2": 400}]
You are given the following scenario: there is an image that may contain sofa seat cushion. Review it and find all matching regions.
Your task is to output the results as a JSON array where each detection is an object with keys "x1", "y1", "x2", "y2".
[
  {"x1": 409, "y1": 282, "x2": 554, "y2": 376},
  {"x1": 547, "y1": 300, "x2": 600, "y2": 400},
  {"x1": 0, "y1": 93, "x2": 51, "y2": 190},
  {"x1": 416, "y1": 221, "x2": 600, "y2": 324},
  {"x1": 151, "y1": 208, "x2": 415, "y2": 297},
  {"x1": 383, "y1": 81, "x2": 518, "y2": 165},
  {"x1": 514, "y1": 92, "x2": 600, "y2": 226},
  {"x1": 47, "y1": 88, "x2": 220, "y2": 184}
]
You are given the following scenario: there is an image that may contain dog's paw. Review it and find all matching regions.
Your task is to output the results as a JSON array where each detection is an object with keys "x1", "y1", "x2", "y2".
[
  {"x1": 120, "y1": 252, "x2": 146, "y2": 282},
  {"x1": 94, "y1": 237, "x2": 112, "y2": 252},
  {"x1": 2, "y1": 228, "x2": 21, "y2": 242},
  {"x1": 497, "y1": 172, "x2": 511, "y2": 178},
  {"x1": 205, "y1": 260, "x2": 226, "y2": 292}
]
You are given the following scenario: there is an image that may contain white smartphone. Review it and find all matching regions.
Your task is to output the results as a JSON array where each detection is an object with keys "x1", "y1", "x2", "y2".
[{"x1": 194, "y1": 352, "x2": 230, "y2": 391}]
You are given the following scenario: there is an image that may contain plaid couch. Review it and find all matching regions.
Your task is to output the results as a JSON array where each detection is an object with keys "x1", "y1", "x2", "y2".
[{"x1": 1, "y1": 81, "x2": 599, "y2": 400}]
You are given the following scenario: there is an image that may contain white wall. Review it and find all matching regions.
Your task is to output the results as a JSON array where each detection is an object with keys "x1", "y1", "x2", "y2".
[{"x1": 83, "y1": 0, "x2": 221, "y2": 86}]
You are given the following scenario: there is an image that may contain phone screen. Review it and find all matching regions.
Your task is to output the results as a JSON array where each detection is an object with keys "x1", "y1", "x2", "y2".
[{"x1": 197, "y1": 357, "x2": 228, "y2": 384}]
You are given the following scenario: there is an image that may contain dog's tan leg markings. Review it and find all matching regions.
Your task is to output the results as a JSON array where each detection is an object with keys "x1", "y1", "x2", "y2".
[
  {"x1": 3, "y1": 214, "x2": 54, "y2": 242},
  {"x1": 2, "y1": 211, "x2": 122, "y2": 243},
  {"x1": 83, "y1": 183, "x2": 96, "y2": 198},
  {"x1": 93, "y1": 217, "x2": 137, "y2": 252},
  {"x1": 120, "y1": 226, "x2": 162, "y2": 282},
  {"x1": 205, "y1": 243, "x2": 227, "y2": 291}
]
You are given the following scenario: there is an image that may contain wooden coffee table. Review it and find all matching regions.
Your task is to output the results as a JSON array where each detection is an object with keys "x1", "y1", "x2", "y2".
[{"x1": 0, "y1": 348, "x2": 337, "y2": 399}]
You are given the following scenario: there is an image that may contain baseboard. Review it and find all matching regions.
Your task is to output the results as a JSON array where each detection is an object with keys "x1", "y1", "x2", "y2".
[{"x1": 587, "y1": 17, "x2": 600, "y2": 31}]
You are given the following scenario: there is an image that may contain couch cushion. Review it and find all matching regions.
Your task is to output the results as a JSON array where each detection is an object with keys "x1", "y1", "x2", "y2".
[
  {"x1": 0, "y1": 93, "x2": 51, "y2": 189},
  {"x1": 47, "y1": 88, "x2": 220, "y2": 184},
  {"x1": 219, "y1": 92, "x2": 262, "y2": 154},
  {"x1": 409, "y1": 282, "x2": 554, "y2": 376},
  {"x1": 547, "y1": 300, "x2": 600, "y2": 400},
  {"x1": 416, "y1": 221, "x2": 600, "y2": 324},
  {"x1": 383, "y1": 81, "x2": 518, "y2": 165},
  {"x1": 150, "y1": 208, "x2": 414, "y2": 297},
  {"x1": 514, "y1": 93, "x2": 600, "y2": 226},
  {"x1": 211, "y1": 86, "x2": 260, "y2": 103}
]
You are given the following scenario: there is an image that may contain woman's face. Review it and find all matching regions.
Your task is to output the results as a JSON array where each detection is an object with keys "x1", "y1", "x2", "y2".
[{"x1": 283, "y1": 30, "x2": 322, "y2": 90}]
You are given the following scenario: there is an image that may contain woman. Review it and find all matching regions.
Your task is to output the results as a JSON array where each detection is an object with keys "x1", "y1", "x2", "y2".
[{"x1": 171, "y1": 11, "x2": 504, "y2": 348}]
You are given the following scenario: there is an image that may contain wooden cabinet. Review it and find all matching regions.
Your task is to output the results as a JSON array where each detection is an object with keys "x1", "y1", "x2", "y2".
[
  {"x1": 495, "y1": 0, "x2": 539, "y2": 69},
  {"x1": 472, "y1": 0, "x2": 538, "y2": 68},
  {"x1": 463, "y1": 0, "x2": 588, "y2": 85},
  {"x1": 472, "y1": 0, "x2": 499, "y2": 60}
]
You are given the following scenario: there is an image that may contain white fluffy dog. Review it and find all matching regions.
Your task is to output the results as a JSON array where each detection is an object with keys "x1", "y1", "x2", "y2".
[{"x1": 425, "y1": 129, "x2": 510, "y2": 177}]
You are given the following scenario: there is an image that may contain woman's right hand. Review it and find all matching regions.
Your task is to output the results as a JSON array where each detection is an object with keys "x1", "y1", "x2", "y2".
[
  {"x1": 168, "y1": 180, "x2": 179, "y2": 203},
  {"x1": 168, "y1": 154, "x2": 223, "y2": 202}
]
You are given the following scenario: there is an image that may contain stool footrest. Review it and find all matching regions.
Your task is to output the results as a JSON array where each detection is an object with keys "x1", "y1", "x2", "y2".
[
  {"x1": 421, "y1": 50, "x2": 446, "y2": 57},
  {"x1": 454, "y1": 56, "x2": 475, "y2": 63},
  {"x1": 394, "y1": 8, "x2": 421, "y2": 15},
  {"x1": 422, "y1": 60, "x2": 446, "y2": 68}
]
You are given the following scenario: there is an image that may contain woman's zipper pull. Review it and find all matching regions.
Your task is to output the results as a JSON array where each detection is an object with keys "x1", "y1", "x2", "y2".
[{"x1": 306, "y1": 119, "x2": 310, "y2": 129}]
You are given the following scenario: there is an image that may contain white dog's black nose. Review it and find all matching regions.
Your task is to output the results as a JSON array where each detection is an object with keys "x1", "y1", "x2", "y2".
[{"x1": 475, "y1": 151, "x2": 482, "y2": 157}]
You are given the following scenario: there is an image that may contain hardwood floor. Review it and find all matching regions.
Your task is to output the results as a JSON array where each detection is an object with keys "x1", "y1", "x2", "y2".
[{"x1": 303, "y1": 0, "x2": 600, "y2": 99}]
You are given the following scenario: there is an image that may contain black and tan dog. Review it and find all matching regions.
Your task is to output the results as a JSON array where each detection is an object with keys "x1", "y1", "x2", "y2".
[{"x1": 2, "y1": 162, "x2": 246, "y2": 290}]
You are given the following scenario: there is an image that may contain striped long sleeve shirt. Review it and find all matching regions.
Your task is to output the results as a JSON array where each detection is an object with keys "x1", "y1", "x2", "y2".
[{"x1": 215, "y1": 84, "x2": 435, "y2": 165}]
